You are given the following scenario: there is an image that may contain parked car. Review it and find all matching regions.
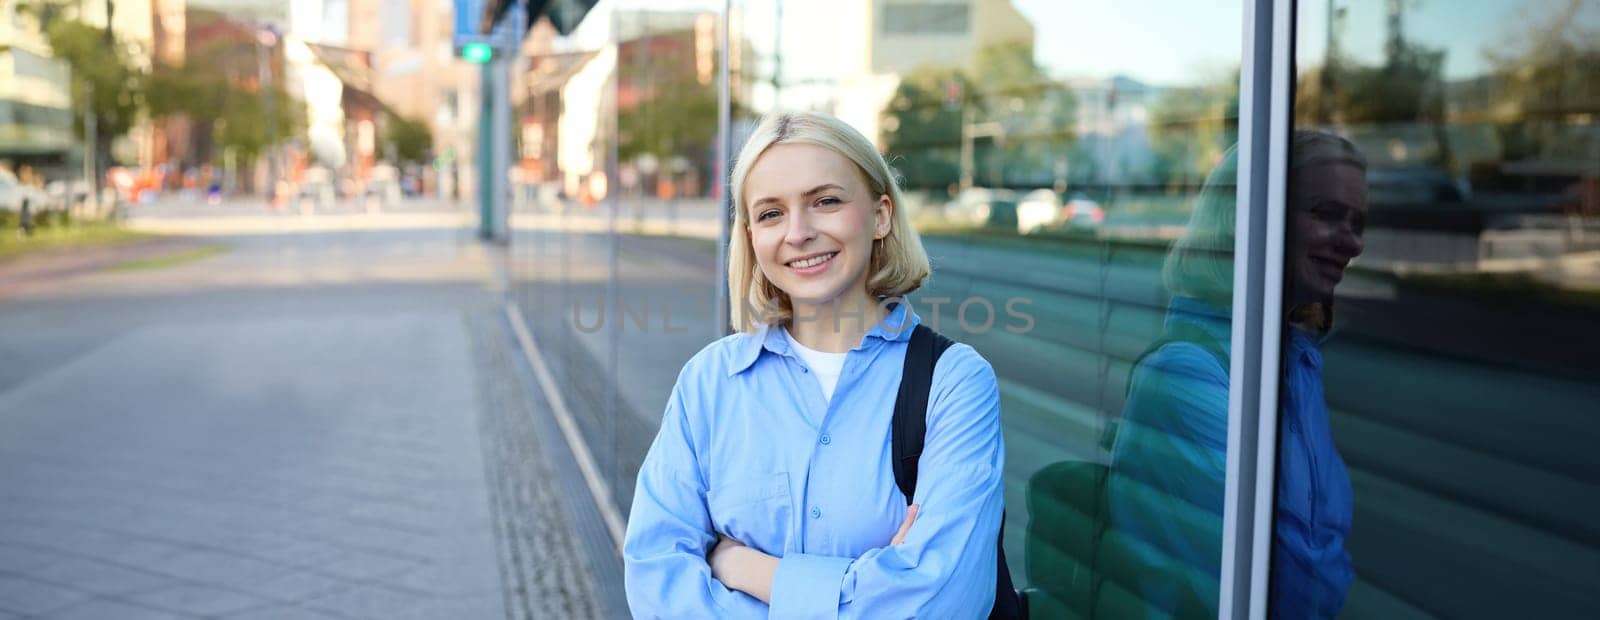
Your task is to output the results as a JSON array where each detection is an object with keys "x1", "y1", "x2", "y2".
[
  {"x1": 1367, "y1": 166, "x2": 1465, "y2": 206},
  {"x1": 0, "y1": 169, "x2": 52, "y2": 215},
  {"x1": 945, "y1": 187, "x2": 1018, "y2": 229},
  {"x1": 297, "y1": 167, "x2": 337, "y2": 212},
  {"x1": 1017, "y1": 189, "x2": 1064, "y2": 234},
  {"x1": 45, "y1": 180, "x2": 90, "y2": 210},
  {"x1": 1063, "y1": 193, "x2": 1105, "y2": 228},
  {"x1": 363, "y1": 164, "x2": 403, "y2": 210}
]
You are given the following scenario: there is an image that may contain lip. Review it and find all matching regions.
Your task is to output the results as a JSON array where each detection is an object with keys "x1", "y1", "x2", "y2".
[
  {"x1": 786, "y1": 251, "x2": 838, "y2": 276},
  {"x1": 1311, "y1": 256, "x2": 1347, "y2": 279}
]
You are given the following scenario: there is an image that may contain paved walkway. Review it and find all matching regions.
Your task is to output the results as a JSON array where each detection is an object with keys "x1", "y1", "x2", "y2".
[{"x1": 0, "y1": 218, "x2": 609, "y2": 618}]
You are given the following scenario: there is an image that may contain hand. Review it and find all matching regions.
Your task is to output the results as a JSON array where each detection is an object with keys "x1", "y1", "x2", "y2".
[
  {"x1": 708, "y1": 533, "x2": 745, "y2": 581},
  {"x1": 708, "y1": 534, "x2": 778, "y2": 603},
  {"x1": 890, "y1": 504, "x2": 920, "y2": 546}
]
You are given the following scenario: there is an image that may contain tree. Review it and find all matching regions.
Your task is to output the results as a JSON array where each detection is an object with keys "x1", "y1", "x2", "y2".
[
  {"x1": 616, "y1": 30, "x2": 720, "y2": 175},
  {"x1": 881, "y1": 67, "x2": 969, "y2": 189},
  {"x1": 1294, "y1": 0, "x2": 1453, "y2": 166},
  {"x1": 881, "y1": 42, "x2": 1077, "y2": 190},
  {"x1": 212, "y1": 88, "x2": 301, "y2": 167},
  {"x1": 42, "y1": 18, "x2": 142, "y2": 170},
  {"x1": 1482, "y1": 0, "x2": 1600, "y2": 162},
  {"x1": 1148, "y1": 73, "x2": 1239, "y2": 189},
  {"x1": 145, "y1": 39, "x2": 302, "y2": 186},
  {"x1": 382, "y1": 114, "x2": 434, "y2": 165},
  {"x1": 970, "y1": 42, "x2": 1076, "y2": 187}
]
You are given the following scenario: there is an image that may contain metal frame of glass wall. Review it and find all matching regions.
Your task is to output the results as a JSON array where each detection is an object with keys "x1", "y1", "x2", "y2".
[{"x1": 1219, "y1": 0, "x2": 1294, "y2": 618}]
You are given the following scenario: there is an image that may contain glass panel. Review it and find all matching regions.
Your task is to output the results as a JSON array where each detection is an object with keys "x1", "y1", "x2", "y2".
[
  {"x1": 732, "y1": 1, "x2": 1244, "y2": 617},
  {"x1": 611, "y1": 3, "x2": 727, "y2": 515},
  {"x1": 510, "y1": 2, "x2": 620, "y2": 512},
  {"x1": 1285, "y1": 1, "x2": 1600, "y2": 617}
]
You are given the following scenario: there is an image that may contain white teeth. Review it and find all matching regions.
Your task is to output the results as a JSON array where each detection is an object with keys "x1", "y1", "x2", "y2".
[{"x1": 790, "y1": 253, "x2": 835, "y2": 269}]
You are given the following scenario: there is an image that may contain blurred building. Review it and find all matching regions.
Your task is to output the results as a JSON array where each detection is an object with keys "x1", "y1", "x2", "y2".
[
  {"x1": 148, "y1": 0, "x2": 189, "y2": 179},
  {"x1": 0, "y1": 2, "x2": 75, "y2": 179},
  {"x1": 362, "y1": 0, "x2": 486, "y2": 202},
  {"x1": 770, "y1": 0, "x2": 1035, "y2": 151},
  {"x1": 0, "y1": 0, "x2": 162, "y2": 181},
  {"x1": 303, "y1": 42, "x2": 384, "y2": 193},
  {"x1": 869, "y1": 0, "x2": 1033, "y2": 75}
]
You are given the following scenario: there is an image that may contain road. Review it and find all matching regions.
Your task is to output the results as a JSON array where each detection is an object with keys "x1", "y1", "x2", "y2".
[{"x1": 0, "y1": 201, "x2": 616, "y2": 619}]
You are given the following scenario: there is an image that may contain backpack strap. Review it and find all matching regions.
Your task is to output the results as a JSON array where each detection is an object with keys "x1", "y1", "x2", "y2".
[
  {"x1": 890, "y1": 325, "x2": 1025, "y2": 619},
  {"x1": 892, "y1": 324, "x2": 953, "y2": 504}
]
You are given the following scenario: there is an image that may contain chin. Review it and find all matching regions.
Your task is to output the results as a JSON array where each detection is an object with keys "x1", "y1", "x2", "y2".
[{"x1": 785, "y1": 284, "x2": 847, "y2": 306}]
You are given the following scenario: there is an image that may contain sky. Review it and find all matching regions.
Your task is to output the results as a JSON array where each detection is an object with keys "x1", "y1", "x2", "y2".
[{"x1": 551, "y1": 0, "x2": 1599, "y2": 86}]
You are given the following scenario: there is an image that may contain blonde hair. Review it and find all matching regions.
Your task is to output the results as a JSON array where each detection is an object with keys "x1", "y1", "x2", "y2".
[
  {"x1": 727, "y1": 111, "x2": 931, "y2": 332},
  {"x1": 1162, "y1": 130, "x2": 1366, "y2": 309}
]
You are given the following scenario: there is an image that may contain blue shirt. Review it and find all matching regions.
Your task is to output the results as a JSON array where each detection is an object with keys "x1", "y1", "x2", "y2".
[
  {"x1": 1110, "y1": 296, "x2": 1352, "y2": 618},
  {"x1": 623, "y1": 303, "x2": 1005, "y2": 619}
]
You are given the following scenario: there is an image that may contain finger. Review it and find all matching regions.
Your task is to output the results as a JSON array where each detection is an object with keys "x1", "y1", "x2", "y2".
[{"x1": 890, "y1": 504, "x2": 920, "y2": 546}]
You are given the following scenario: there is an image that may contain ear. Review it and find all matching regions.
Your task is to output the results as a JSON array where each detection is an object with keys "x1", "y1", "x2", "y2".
[{"x1": 873, "y1": 193, "x2": 893, "y2": 240}]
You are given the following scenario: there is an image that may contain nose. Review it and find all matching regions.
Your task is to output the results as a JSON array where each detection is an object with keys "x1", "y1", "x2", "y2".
[
  {"x1": 784, "y1": 208, "x2": 816, "y2": 247},
  {"x1": 1335, "y1": 220, "x2": 1364, "y2": 258}
]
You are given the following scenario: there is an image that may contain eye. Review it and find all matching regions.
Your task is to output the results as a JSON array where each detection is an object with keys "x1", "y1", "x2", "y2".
[
  {"x1": 756, "y1": 209, "x2": 781, "y2": 222},
  {"x1": 1311, "y1": 202, "x2": 1342, "y2": 221},
  {"x1": 815, "y1": 196, "x2": 842, "y2": 208}
]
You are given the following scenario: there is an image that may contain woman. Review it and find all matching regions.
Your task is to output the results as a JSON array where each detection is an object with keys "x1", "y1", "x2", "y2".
[
  {"x1": 623, "y1": 111, "x2": 1005, "y2": 618},
  {"x1": 1110, "y1": 130, "x2": 1365, "y2": 618}
]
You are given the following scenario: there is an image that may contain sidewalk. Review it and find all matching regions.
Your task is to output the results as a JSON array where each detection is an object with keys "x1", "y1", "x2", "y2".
[
  {"x1": 0, "y1": 235, "x2": 203, "y2": 300},
  {"x1": 0, "y1": 223, "x2": 613, "y2": 618}
]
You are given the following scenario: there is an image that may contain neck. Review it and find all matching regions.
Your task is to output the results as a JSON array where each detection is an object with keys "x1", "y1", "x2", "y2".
[
  {"x1": 787, "y1": 290, "x2": 888, "y2": 353},
  {"x1": 1287, "y1": 301, "x2": 1331, "y2": 333}
]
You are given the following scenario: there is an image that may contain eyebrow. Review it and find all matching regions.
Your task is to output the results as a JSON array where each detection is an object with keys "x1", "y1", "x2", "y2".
[{"x1": 751, "y1": 183, "x2": 846, "y2": 209}]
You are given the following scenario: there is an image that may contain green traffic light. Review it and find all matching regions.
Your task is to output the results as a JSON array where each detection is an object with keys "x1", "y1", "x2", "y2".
[{"x1": 462, "y1": 42, "x2": 493, "y2": 63}]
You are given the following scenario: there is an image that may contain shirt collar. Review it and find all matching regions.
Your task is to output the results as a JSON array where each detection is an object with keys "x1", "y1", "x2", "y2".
[{"x1": 728, "y1": 300, "x2": 919, "y2": 376}]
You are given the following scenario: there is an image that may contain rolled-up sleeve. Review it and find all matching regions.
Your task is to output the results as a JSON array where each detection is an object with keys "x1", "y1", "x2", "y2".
[
  {"x1": 624, "y1": 375, "x2": 769, "y2": 618},
  {"x1": 768, "y1": 346, "x2": 1005, "y2": 620}
]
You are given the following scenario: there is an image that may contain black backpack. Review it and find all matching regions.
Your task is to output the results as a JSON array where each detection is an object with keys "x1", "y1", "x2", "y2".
[{"x1": 892, "y1": 324, "x2": 1025, "y2": 620}]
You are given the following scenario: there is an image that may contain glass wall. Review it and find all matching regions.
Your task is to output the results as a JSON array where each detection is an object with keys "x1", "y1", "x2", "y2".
[
  {"x1": 730, "y1": 0, "x2": 1245, "y2": 616},
  {"x1": 509, "y1": 0, "x2": 727, "y2": 523},
  {"x1": 515, "y1": 0, "x2": 1253, "y2": 615},
  {"x1": 507, "y1": 0, "x2": 1597, "y2": 615},
  {"x1": 1281, "y1": 0, "x2": 1600, "y2": 617},
  {"x1": 609, "y1": 3, "x2": 726, "y2": 515}
]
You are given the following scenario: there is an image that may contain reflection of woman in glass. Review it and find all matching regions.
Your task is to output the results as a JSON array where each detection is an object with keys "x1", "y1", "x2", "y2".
[
  {"x1": 623, "y1": 111, "x2": 1006, "y2": 618},
  {"x1": 1111, "y1": 131, "x2": 1365, "y2": 618}
]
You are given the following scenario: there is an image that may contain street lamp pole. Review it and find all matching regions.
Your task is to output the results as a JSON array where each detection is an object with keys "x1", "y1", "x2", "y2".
[
  {"x1": 84, "y1": 80, "x2": 99, "y2": 217},
  {"x1": 257, "y1": 26, "x2": 279, "y2": 202},
  {"x1": 960, "y1": 105, "x2": 1003, "y2": 191}
]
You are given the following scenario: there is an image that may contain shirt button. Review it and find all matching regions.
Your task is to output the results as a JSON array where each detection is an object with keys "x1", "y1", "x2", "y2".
[
  {"x1": 819, "y1": 434, "x2": 831, "y2": 445},
  {"x1": 810, "y1": 507, "x2": 821, "y2": 519}
]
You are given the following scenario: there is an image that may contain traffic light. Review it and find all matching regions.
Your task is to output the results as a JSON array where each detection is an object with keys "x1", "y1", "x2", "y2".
[{"x1": 462, "y1": 42, "x2": 493, "y2": 64}]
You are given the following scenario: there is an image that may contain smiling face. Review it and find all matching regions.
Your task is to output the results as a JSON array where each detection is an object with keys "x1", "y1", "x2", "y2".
[
  {"x1": 743, "y1": 143, "x2": 892, "y2": 311},
  {"x1": 1288, "y1": 161, "x2": 1367, "y2": 303}
]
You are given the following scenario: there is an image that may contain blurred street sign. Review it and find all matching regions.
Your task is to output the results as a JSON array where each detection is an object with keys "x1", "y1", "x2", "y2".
[{"x1": 454, "y1": 0, "x2": 524, "y2": 58}]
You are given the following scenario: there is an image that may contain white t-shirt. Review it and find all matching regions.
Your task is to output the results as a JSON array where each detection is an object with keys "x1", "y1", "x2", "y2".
[{"x1": 784, "y1": 329, "x2": 849, "y2": 403}]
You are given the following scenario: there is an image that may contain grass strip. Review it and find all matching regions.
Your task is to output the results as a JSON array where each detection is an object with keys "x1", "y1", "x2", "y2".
[
  {"x1": 0, "y1": 221, "x2": 153, "y2": 262},
  {"x1": 106, "y1": 245, "x2": 230, "y2": 272}
]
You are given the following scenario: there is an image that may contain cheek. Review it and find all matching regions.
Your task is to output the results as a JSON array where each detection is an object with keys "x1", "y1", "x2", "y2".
[
  {"x1": 1290, "y1": 215, "x2": 1325, "y2": 247},
  {"x1": 748, "y1": 228, "x2": 780, "y2": 259}
]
